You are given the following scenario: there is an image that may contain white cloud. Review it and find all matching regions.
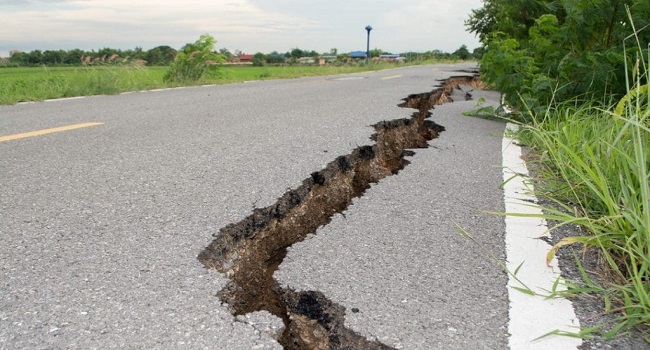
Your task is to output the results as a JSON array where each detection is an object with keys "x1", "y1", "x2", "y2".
[{"x1": 0, "y1": 0, "x2": 482, "y2": 57}]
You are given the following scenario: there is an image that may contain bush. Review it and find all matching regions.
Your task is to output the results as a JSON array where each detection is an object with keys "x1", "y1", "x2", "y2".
[
  {"x1": 468, "y1": 1, "x2": 650, "y2": 114},
  {"x1": 164, "y1": 34, "x2": 225, "y2": 84}
]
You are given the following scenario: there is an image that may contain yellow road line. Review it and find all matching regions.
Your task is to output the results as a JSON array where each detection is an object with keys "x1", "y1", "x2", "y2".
[
  {"x1": 0, "y1": 122, "x2": 104, "y2": 142},
  {"x1": 381, "y1": 75, "x2": 403, "y2": 80}
]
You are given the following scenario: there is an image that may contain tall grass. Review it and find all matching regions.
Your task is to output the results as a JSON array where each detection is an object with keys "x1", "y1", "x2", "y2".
[
  {"x1": 0, "y1": 65, "x2": 166, "y2": 104},
  {"x1": 513, "y1": 50, "x2": 649, "y2": 340}
]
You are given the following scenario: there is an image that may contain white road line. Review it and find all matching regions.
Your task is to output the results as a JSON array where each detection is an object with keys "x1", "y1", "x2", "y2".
[{"x1": 502, "y1": 123, "x2": 582, "y2": 350}]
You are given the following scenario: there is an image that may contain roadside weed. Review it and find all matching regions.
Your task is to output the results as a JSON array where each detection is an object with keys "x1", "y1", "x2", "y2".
[{"x1": 511, "y1": 51, "x2": 650, "y2": 340}]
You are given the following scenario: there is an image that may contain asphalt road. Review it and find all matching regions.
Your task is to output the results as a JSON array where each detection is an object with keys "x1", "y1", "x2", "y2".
[{"x1": 2, "y1": 63, "x2": 521, "y2": 349}]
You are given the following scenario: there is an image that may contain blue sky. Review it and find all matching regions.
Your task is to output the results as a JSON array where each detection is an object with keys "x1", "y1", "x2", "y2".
[{"x1": 0, "y1": 0, "x2": 483, "y2": 57}]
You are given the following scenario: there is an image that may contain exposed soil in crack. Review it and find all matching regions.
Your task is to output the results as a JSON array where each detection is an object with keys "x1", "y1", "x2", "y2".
[{"x1": 198, "y1": 73, "x2": 483, "y2": 349}]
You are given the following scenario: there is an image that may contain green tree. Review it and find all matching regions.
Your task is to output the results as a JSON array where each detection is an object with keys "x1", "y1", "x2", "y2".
[
  {"x1": 472, "y1": 47, "x2": 485, "y2": 59},
  {"x1": 27, "y1": 50, "x2": 44, "y2": 65},
  {"x1": 146, "y1": 45, "x2": 177, "y2": 65},
  {"x1": 265, "y1": 51, "x2": 285, "y2": 64},
  {"x1": 97, "y1": 47, "x2": 118, "y2": 62},
  {"x1": 370, "y1": 48, "x2": 386, "y2": 58},
  {"x1": 453, "y1": 45, "x2": 471, "y2": 60},
  {"x1": 64, "y1": 49, "x2": 83, "y2": 65},
  {"x1": 290, "y1": 48, "x2": 304, "y2": 59},
  {"x1": 43, "y1": 50, "x2": 65, "y2": 65},
  {"x1": 468, "y1": 0, "x2": 650, "y2": 113},
  {"x1": 252, "y1": 52, "x2": 265, "y2": 66},
  {"x1": 133, "y1": 46, "x2": 146, "y2": 60},
  {"x1": 218, "y1": 48, "x2": 233, "y2": 61},
  {"x1": 430, "y1": 49, "x2": 453, "y2": 60},
  {"x1": 164, "y1": 34, "x2": 225, "y2": 83},
  {"x1": 466, "y1": 0, "x2": 559, "y2": 45},
  {"x1": 9, "y1": 51, "x2": 28, "y2": 66}
]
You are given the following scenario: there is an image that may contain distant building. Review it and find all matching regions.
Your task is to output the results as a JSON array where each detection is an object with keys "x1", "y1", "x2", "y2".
[
  {"x1": 297, "y1": 57, "x2": 315, "y2": 64},
  {"x1": 349, "y1": 51, "x2": 367, "y2": 59},
  {"x1": 228, "y1": 54, "x2": 254, "y2": 64},
  {"x1": 318, "y1": 55, "x2": 337, "y2": 65},
  {"x1": 379, "y1": 54, "x2": 405, "y2": 62},
  {"x1": 238, "y1": 54, "x2": 254, "y2": 62},
  {"x1": 0, "y1": 57, "x2": 9, "y2": 64}
]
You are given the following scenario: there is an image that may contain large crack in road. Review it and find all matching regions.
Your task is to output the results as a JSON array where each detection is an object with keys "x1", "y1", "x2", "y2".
[{"x1": 198, "y1": 73, "x2": 483, "y2": 349}]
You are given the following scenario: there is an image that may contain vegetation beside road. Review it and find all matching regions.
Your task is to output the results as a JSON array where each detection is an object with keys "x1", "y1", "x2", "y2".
[
  {"x1": 0, "y1": 33, "x2": 475, "y2": 105},
  {"x1": 0, "y1": 59, "x2": 458, "y2": 105},
  {"x1": 467, "y1": 0, "x2": 649, "y2": 342}
]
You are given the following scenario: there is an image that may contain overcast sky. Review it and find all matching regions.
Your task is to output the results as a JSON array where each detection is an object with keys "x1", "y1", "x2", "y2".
[{"x1": 0, "y1": 0, "x2": 483, "y2": 57}]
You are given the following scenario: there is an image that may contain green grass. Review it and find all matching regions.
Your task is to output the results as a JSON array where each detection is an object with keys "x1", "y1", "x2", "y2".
[
  {"x1": 0, "y1": 61, "x2": 459, "y2": 105},
  {"x1": 509, "y1": 55, "x2": 650, "y2": 341},
  {"x1": 0, "y1": 65, "x2": 168, "y2": 104},
  {"x1": 458, "y1": 36, "x2": 648, "y2": 340}
]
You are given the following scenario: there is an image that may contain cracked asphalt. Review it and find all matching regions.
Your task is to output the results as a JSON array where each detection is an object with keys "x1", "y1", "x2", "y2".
[
  {"x1": 2, "y1": 63, "x2": 507, "y2": 349},
  {"x1": 276, "y1": 85, "x2": 508, "y2": 349}
]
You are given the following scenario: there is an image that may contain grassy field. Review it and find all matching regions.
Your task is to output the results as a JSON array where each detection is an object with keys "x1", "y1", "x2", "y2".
[
  {"x1": 0, "y1": 61, "x2": 449, "y2": 105},
  {"x1": 0, "y1": 65, "x2": 167, "y2": 104}
]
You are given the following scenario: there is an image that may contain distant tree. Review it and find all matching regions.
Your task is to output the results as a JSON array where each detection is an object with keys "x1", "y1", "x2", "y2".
[
  {"x1": 218, "y1": 48, "x2": 233, "y2": 60},
  {"x1": 146, "y1": 45, "x2": 177, "y2": 65},
  {"x1": 429, "y1": 49, "x2": 444, "y2": 59},
  {"x1": 252, "y1": 52, "x2": 265, "y2": 66},
  {"x1": 97, "y1": 47, "x2": 117, "y2": 59},
  {"x1": 42, "y1": 50, "x2": 64, "y2": 65},
  {"x1": 265, "y1": 51, "x2": 285, "y2": 64},
  {"x1": 472, "y1": 47, "x2": 485, "y2": 60},
  {"x1": 121, "y1": 46, "x2": 145, "y2": 61},
  {"x1": 164, "y1": 34, "x2": 225, "y2": 83},
  {"x1": 370, "y1": 48, "x2": 386, "y2": 57},
  {"x1": 453, "y1": 45, "x2": 471, "y2": 60},
  {"x1": 290, "y1": 48, "x2": 304, "y2": 59},
  {"x1": 64, "y1": 49, "x2": 83, "y2": 65},
  {"x1": 401, "y1": 51, "x2": 419, "y2": 62},
  {"x1": 9, "y1": 51, "x2": 28, "y2": 65},
  {"x1": 27, "y1": 50, "x2": 44, "y2": 65},
  {"x1": 133, "y1": 46, "x2": 146, "y2": 60}
]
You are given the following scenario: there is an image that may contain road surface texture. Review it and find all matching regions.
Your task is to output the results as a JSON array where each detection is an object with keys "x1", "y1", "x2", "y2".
[{"x1": 2, "y1": 63, "x2": 640, "y2": 349}]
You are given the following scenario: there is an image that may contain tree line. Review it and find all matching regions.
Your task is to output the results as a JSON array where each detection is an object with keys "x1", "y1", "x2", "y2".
[
  {"x1": 5, "y1": 43, "x2": 477, "y2": 67},
  {"x1": 6, "y1": 45, "x2": 178, "y2": 66},
  {"x1": 466, "y1": 0, "x2": 650, "y2": 114}
]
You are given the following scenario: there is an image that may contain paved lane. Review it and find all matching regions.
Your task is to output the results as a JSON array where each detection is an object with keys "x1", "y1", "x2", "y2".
[
  {"x1": 1, "y1": 63, "x2": 535, "y2": 349},
  {"x1": 275, "y1": 82, "x2": 510, "y2": 349}
]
